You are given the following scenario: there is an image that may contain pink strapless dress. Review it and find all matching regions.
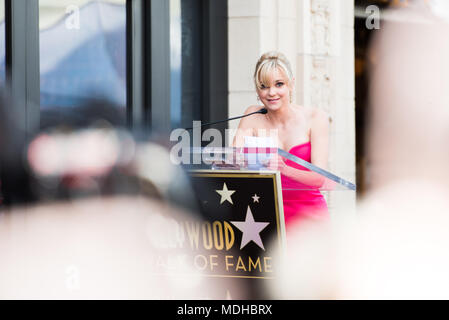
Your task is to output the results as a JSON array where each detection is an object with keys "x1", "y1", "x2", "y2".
[{"x1": 281, "y1": 142, "x2": 329, "y2": 228}]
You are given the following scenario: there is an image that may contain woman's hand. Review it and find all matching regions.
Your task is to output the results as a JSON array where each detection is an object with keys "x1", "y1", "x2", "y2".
[{"x1": 267, "y1": 154, "x2": 287, "y2": 173}]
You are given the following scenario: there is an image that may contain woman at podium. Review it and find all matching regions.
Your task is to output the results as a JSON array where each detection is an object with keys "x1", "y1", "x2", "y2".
[{"x1": 233, "y1": 51, "x2": 330, "y2": 230}]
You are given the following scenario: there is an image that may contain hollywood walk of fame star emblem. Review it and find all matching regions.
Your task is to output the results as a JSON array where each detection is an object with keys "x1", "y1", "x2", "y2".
[
  {"x1": 215, "y1": 183, "x2": 236, "y2": 205},
  {"x1": 231, "y1": 206, "x2": 270, "y2": 250},
  {"x1": 252, "y1": 194, "x2": 260, "y2": 203}
]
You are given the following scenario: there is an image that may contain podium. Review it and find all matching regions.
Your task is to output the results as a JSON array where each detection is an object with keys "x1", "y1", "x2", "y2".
[{"x1": 179, "y1": 147, "x2": 355, "y2": 299}]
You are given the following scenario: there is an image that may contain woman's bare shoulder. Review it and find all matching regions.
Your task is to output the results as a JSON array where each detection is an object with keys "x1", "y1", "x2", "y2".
[
  {"x1": 233, "y1": 105, "x2": 265, "y2": 144},
  {"x1": 244, "y1": 105, "x2": 264, "y2": 115},
  {"x1": 239, "y1": 105, "x2": 266, "y2": 126}
]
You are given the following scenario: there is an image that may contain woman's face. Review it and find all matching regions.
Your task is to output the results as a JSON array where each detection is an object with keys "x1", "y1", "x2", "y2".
[{"x1": 256, "y1": 68, "x2": 292, "y2": 111}]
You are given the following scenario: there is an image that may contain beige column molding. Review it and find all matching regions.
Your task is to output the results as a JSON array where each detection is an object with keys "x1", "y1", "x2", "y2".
[{"x1": 297, "y1": 0, "x2": 356, "y2": 216}]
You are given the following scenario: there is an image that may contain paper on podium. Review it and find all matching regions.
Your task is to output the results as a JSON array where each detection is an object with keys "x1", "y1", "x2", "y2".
[{"x1": 243, "y1": 136, "x2": 277, "y2": 170}]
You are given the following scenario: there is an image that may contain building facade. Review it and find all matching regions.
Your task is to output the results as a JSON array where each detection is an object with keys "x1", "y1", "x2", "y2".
[{"x1": 0, "y1": 0, "x2": 356, "y2": 215}]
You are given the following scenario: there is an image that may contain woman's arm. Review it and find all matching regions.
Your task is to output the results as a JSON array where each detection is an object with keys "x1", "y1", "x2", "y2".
[
  {"x1": 281, "y1": 165, "x2": 327, "y2": 188},
  {"x1": 310, "y1": 109, "x2": 330, "y2": 170},
  {"x1": 268, "y1": 156, "x2": 327, "y2": 188}
]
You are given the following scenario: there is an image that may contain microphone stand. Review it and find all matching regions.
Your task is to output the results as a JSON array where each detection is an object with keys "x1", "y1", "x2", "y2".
[{"x1": 185, "y1": 108, "x2": 267, "y2": 131}]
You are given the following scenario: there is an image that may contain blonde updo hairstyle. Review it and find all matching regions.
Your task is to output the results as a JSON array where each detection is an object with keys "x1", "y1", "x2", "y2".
[{"x1": 254, "y1": 51, "x2": 294, "y2": 102}]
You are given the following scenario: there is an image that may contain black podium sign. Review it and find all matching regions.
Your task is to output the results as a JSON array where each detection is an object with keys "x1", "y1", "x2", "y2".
[{"x1": 188, "y1": 170, "x2": 286, "y2": 281}]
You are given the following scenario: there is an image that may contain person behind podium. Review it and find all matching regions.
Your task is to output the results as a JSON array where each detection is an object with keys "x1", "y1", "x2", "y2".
[{"x1": 233, "y1": 51, "x2": 330, "y2": 231}]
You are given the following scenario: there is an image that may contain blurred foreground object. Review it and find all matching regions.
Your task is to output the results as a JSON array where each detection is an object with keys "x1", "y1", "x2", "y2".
[
  {"x1": 267, "y1": 3, "x2": 449, "y2": 299},
  {"x1": 0, "y1": 196, "x2": 245, "y2": 299},
  {"x1": 0, "y1": 99, "x2": 245, "y2": 299},
  {"x1": 343, "y1": 1, "x2": 449, "y2": 299}
]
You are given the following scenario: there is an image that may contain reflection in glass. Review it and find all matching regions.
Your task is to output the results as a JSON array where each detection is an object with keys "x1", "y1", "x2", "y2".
[
  {"x1": 170, "y1": 0, "x2": 202, "y2": 129},
  {"x1": 170, "y1": 0, "x2": 182, "y2": 128},
  {"x1": 39, "y1": 0, "x2": 126, "y2": 113}
]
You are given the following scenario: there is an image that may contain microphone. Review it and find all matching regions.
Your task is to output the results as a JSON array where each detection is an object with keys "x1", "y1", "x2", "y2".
[{"x1": 185, "y1": 108, "x2": 267, "y2": 131}]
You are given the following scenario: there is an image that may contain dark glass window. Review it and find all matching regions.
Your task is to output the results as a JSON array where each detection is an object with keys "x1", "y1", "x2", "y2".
[
  {"x1": 0, "y1": 1, "x2": 5, "y2": 87},
  {"x1": 39, "y1": 0, "x2": 126, "y2": 119},
  {"x1": 170, "y1": 0, "x2": 202, "y2": 129}
]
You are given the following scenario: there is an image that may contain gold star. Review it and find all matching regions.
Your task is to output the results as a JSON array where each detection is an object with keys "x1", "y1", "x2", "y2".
[{"x1": 215, "y1": 183, "x2": 236, "y2": 205}]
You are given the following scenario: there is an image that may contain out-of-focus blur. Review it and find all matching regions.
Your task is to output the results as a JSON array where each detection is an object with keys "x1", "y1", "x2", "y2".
[
  {"x1": 3, "y1": 0, "x2": 449, "y2": 301},
  {"x1": 0, "y1": 197, "x2": 235, "y2": 299},
  {"x1": 268, "y1": 2, "x2": 449, "y2": 300},
  {"x1": 367, "y1": 1, "x2": 449, "y2": 189},
  {"x1": 0, "y1": 97, "x2": 245, "y2": 299}
]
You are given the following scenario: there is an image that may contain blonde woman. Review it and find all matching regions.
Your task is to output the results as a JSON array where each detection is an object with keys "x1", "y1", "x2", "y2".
[{"x1": 233, "y1": 52, "x2": 330, "y2": 230}]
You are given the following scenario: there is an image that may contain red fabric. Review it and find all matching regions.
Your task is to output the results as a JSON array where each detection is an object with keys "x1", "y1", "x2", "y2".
[{"x1": 280, "y1": 142, "x2": 329, "y2": 229}]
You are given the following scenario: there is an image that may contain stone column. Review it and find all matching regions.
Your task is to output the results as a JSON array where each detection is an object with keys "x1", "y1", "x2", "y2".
[{"x1": 227, "y1": 0, "x2": 298, "y2": 134}]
